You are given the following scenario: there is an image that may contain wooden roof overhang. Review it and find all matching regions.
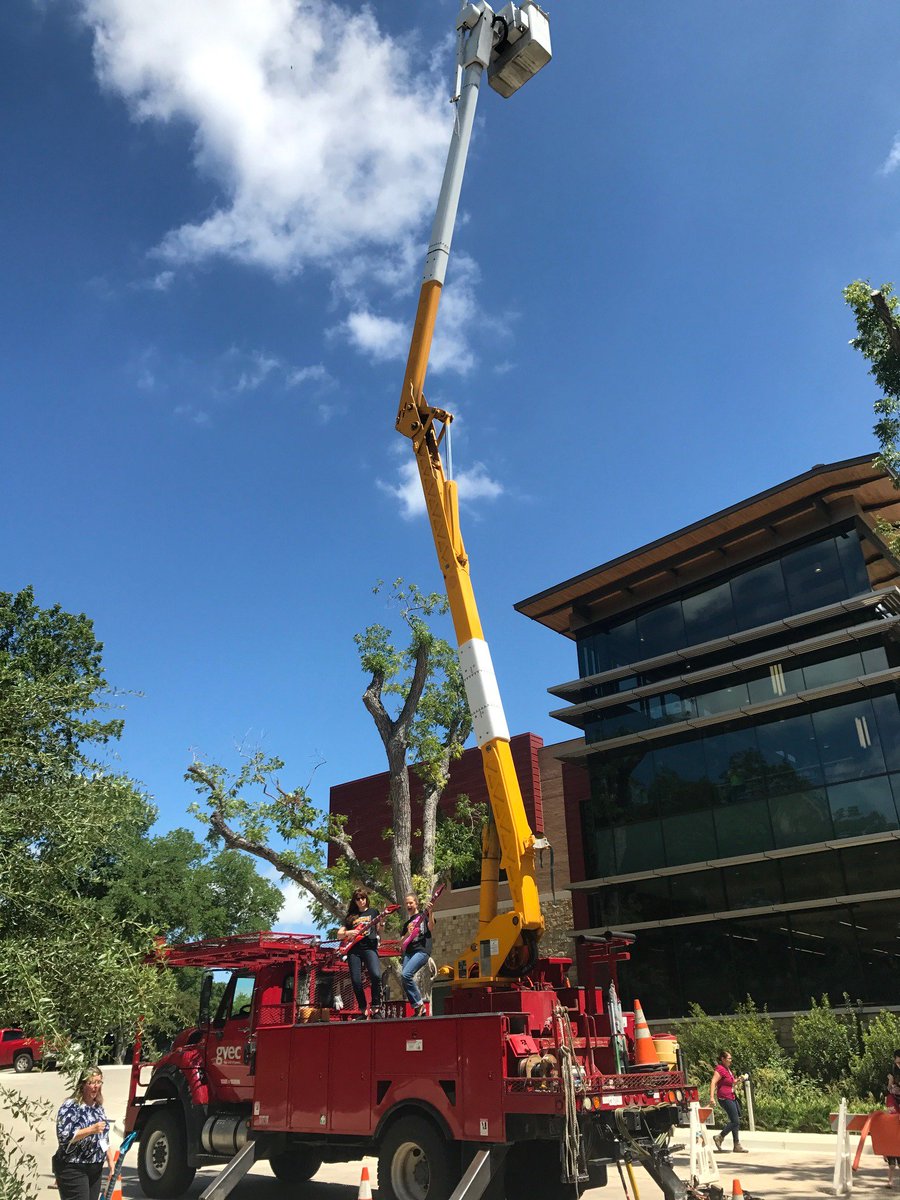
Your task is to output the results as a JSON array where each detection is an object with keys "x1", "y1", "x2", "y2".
[{"x1": 515, "y1": 455, "x2": 900, "y2": 638}]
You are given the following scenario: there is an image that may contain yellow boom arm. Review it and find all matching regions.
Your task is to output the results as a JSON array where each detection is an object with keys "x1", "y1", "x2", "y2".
[{"x1": 395, "y1": 3, "x2": 552, "y2": 984}]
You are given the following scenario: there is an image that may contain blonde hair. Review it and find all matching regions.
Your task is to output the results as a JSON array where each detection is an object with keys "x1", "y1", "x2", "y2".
[{"x1": 73, "y1": 1066, "x2": 104, "y2": 1105}]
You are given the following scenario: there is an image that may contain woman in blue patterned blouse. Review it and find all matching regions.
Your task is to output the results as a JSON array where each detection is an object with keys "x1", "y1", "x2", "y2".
[{"x1": 54, "y1": 1066, "x2": 115, "y2": 1200}]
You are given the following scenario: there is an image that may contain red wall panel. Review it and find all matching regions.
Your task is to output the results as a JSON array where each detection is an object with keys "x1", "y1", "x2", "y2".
[{"x1": 328, "y1": 733, "x2": 545, "y2": 867}]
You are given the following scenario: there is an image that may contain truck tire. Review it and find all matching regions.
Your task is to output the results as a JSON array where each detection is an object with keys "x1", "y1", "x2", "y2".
[
  {"x1": 13, "y1": 1052, "x2": 33, "y2": 1074},
  {"x1": 504, "y1": 1142, "x2": 571, "y2": 1200},
  {"x1": 138, "y1": 1107, "x2": 196, "y2": 1199},
  {"x1": 270, "y1": 1148, "x2": 323, "y2": 1185},
  {"x1": 378, "y1": 1115, "x2": 459, "y2": 1200}
]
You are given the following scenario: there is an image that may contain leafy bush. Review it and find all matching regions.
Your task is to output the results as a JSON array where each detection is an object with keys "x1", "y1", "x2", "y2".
[
  {"x1": 850, "y1": 1009, "x2": 900, "y2": 1102},
  {"x1": 0, "y1": 1087, "x2": 51, "y2": 1200},
  {"x1": 750, "y1": 1058, "x2": 843, "y2": 1133},
  {"x1": 675, "y1": 997, "x2": 784, "y2": 1089},
  {"x1": 792, "y1": 995, "x2": 857, "y2": 1087}
]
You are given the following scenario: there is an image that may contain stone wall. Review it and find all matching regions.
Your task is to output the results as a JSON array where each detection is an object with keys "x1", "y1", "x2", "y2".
[{"x1": 431, "y1": 894, "x2": 575, "y2": 970}]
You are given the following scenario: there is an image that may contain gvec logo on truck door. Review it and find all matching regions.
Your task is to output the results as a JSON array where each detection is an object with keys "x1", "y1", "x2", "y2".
[{"x1": 214, "y1": 1044, "x2": 243, "y2": 1066}]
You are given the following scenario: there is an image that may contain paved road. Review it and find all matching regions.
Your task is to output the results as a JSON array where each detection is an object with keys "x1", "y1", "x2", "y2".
[{"x1": 2, "y1": 1063, "x2": 890, "y2": 1200}]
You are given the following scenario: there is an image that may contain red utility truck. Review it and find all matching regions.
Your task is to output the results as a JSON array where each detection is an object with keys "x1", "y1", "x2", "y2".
[{"x1": 125, "y1": 931, "x2": 695, "y2": 1200}]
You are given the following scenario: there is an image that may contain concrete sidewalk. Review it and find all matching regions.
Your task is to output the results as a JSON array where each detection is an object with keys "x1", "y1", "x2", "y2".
[{"x1": 2, "y1": 1064, "x2": 891, "y2": 1200}]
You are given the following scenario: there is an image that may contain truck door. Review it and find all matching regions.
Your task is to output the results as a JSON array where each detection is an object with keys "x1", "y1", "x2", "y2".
[{"x1": 205, "y1": 971, "x2": 255, "y2": 1105}]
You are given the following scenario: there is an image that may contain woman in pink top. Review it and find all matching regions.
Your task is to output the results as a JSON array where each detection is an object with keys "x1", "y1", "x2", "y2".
[{"x1": 710, "y1": 1050, "x2": 748, "y2": 1153}]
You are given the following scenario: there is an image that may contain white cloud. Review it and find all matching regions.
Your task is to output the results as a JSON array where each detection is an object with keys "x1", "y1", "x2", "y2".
[
  {"x1": 233, "y1": 349, "x2": 280, "y2": 393},
  {"x1": 378, "y1": 457, "x2": 503, "y2": 520},
  {"x1": 287, "y1": 363, "x2": 330, "y2": 388},
  {"x1": 342, "y1": 310, "x2": 408, "y2": 363},
  {"x1": 273, "y1": 878, "x2": 319, "y2": 934},
  {"x1": 342, "y1": 253, "x2": 481, "y2": 375},
  {"x1": 173, "y1": 403, "x2": 211, "y2": 426},
  {"x1": 881, "y1": 135, "x2": 900, "y2": 176},
  {"x1": 130, "y1": 344, "x2": 331, "y2": 424},
  {"x1": 77, "y1": 0, "x2": 451, "y2": 277},
  {"x1": 457, "y1": 463, "x2": 504, "y2": 504}
]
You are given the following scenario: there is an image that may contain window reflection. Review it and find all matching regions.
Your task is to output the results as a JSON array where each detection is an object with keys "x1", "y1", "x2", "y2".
[
  {"x1": 789, "y1": 909, "x2": 862, "y2": 1006},
  {"x1": 713, "y1": 800, "x2": 773, "y2": 856},
  {"x1": 615, "y1": 900, "x2": 900, "y2": 1017},
  {"x1": 580, "y1": 636, "x2": 896, "y2": 751},
  {"x1": 779, "y1": 851, "x2": 845, "y2": 904},
  {"x1": 811, "y1": 700, "x2": 886, "y2": 783},
  {"x1": 770, "y1": 789, "x2": 833, "y2": 848},
  {"x1": 575, "y1": 529, "x2": 869, "y2": 679},
  {"x1": 827, "y1": 776, "x2": 898, "y2": 837},
  {"x1": 663, "y1": 809, "x2": 717, "y2": 866}
]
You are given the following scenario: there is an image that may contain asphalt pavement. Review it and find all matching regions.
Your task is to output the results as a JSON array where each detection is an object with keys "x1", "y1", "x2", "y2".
[{"x1": 2, "y1": 1063, "x2": 891, "y2": 1200}]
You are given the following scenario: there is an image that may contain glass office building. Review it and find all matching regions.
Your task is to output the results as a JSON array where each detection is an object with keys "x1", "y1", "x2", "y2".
[{"x1": 516, "y1": 457, "x2": 900, "y2": 1016}]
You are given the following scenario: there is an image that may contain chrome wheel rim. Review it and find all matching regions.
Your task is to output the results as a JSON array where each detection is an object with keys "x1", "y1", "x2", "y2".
[
  {"x1": 391, "y1": 1140, "x2": 430, "y2": 1200},
  {"x1": 145, "y1": 1129, "x2": 170, "y2": 1182}
]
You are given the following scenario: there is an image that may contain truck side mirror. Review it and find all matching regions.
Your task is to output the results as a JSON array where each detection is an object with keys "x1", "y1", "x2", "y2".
[{"x1": 199, "y1": 973, "x2": 213, "y2": 1027}]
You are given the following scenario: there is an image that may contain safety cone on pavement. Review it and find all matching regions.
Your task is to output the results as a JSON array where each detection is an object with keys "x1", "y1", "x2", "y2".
[
  {"x1": 632, "y1": 999, "x2": 656, "y2": 1065},
  {"x1": 732, "y1": 1178, "x2": 743, "y2": 1197},
  {"x1": 108, "y1": 1152, "x2": 124, "y2": 1200},
  {"x1": 357, "y1": 1163, "x2": 373, "y2": 1200}
]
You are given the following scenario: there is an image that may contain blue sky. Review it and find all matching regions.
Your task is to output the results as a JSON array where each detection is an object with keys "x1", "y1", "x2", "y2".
[{"x1": 4, "y1": 1, "x2": 900, "y2": 923}]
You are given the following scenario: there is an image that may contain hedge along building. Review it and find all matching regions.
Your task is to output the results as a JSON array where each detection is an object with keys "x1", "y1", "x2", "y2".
[{"x1": 516, "y1": 455, "x2": 900, "y2": 1019}]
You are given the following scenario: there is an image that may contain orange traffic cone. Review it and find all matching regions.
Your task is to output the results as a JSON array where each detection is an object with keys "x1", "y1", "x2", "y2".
[
  {"x1": 357, "y1": 1163, "x2": 373, "y2": 1200},
  {"x1": 108, "y1": 1152, "x2": 124, "y2": 1200},
  {"x1": 732, "y1": 1178, "x2": 743, "y2": 1197},
  {"x1": 632, "y1": 999, "x2": 656, "y2": 1065}
]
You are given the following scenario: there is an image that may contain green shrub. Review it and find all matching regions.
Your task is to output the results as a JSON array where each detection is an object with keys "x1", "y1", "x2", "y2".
[
  {"x1": 850, "y1": 1010, "x2": 900, "y2": 1102},
  {"x1": 792, "y1": 995, "x2": 857, "y2": 1087},
  {"x1": 675, "y1": 997, "x2": 783, "y2": 1089},
  {"x1": 750, "y1": 1059, "x2": 843, "y2": 1133}
]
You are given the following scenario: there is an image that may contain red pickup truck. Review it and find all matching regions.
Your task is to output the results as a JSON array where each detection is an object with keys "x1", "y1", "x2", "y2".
[{"x1": 0, "y1": 1029, "x2": 44, "y2": 1073}]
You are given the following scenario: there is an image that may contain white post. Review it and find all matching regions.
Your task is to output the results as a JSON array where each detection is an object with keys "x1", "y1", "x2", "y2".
[
  {"x1": 833, "y1": 1097, "x2": 853, "y2": 1197},
  {"x1": 743, "y1": 1072, "x2": 756, "y2": 1132}
]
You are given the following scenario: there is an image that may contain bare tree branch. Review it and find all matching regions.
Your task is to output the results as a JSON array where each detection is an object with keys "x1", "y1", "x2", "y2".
[{"x1": 208, "y1": 808, "x2": 346, "y2": 921}]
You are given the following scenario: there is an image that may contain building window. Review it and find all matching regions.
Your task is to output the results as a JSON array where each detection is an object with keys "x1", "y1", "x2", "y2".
[{"x1": 574, "y1": 528, "x2": 869, "y2": 679}]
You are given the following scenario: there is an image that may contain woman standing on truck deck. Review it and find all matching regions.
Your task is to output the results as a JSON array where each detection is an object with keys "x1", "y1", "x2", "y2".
[
  {"x1": 711, "y1": 1050, "x2": 748, "y2": 1154},
  {"x1": 400, "y1": 892, "x2": 435, "y2": 1018},
  {"x1": 338, "y1": 888, "x2": 384, "y2": 1018},
  {"x1": 53, "y1": 1066, "x2": 115, "y2": 1200}
]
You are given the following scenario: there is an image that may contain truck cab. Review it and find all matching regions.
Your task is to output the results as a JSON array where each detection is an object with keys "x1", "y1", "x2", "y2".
[{"x1": 0, "y1": 1028, "x2": 44, "y2": 1073}]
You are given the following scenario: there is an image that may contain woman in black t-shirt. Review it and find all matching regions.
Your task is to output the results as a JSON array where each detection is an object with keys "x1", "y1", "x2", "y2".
[
  {"x1": 337, "y1": 889, "x2": 383, "y2": 1017},
  {"x1": 400, "y1": 892, "x2": 435, "y2": 1017}
]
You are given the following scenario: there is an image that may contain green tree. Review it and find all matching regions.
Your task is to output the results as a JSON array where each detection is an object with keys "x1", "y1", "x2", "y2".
[
  {"x1": 844, "y1": 280, "x2": 900, "y2": 553},
  {"x1": 791, "y1": 995, "x2": 856, "y2": 1087},
  {"x1": 0, "y1": 587, "x2": 175, "y2": 1065},
  {"x1": 675, "y1": 997, "x2": 784, "y2": 1087},
  {"x1": 850, "y1": 1009, "x2": 900, "y2": 1101},
  {"x1": 434, "y1": 795, "x2": 488, "y2": 888},
  {"x1": 355, "y1": 580, "x2": 472, "y2": 901},
  {"x1": 101, "y1": 828, "x2": 282, "y2": 941},
  {"x1": 188, "y1": 580, "x2": 475, "y2": 924}
]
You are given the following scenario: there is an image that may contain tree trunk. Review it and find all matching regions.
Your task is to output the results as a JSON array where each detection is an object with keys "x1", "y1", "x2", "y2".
[{"x1": 388, "y1": 746, "x2": 413, "y2": 903}]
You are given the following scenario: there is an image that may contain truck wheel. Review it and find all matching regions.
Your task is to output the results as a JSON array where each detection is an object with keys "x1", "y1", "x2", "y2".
[
  {"x1": 270, "y1": 1148, "x2": 323, "y2": 1185},
  {"x1": 504, "y1": 1142, "x2": 569, "y2": 1200},
  {"x1": 378, "y1": 1116, "x2": 458, "y2": 1200},
  {"x1": 13, "y1": 1052, "x2": 33, "y2": 1074},
  {"x1": 138, "y1": 1107, "x2": 196, "y2": 1199}
]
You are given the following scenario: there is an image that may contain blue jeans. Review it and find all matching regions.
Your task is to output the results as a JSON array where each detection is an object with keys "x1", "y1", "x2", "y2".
[
  {"x1": 719, "y1": 1097, "x2": 742, "y2": 1145},
  {"x1": 348, "y1": 945, "x2": 381, "y2": 1010},
  {"x1": 401, "y1": 950, "x2": 430, "y2": 1008}
]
